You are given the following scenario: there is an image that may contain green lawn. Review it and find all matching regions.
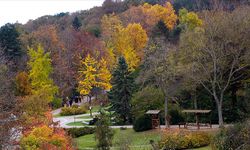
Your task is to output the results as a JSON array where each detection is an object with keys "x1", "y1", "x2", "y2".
[
  {"x1": 66, "y1": 121, "x2": 84, "y2": 126},
  {"x1": 75, "y1": 128, "x2": 161, "y2": 150},
  {"x1": 75, "y1": 115, "x2": 93, "y2": 119},
  {"x1": 75, "y1": 128, "x2": 212, "y2": 150}
]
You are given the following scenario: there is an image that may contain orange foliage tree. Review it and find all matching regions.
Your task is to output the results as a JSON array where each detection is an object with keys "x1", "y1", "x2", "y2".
[{"x1": 121, "y1": 2, "x2": 178, "y2": 32}]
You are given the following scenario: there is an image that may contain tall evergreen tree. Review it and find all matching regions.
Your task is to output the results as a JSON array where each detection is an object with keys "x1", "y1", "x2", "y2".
[
  {"x1": 72, "y1": 16, "x2": 82, "y2": 30},
  {"x1": 108, "y1": 57, "x2": 135, "y2": 123},
  {"x1": 0, "y1": 23, "x2": 22, "y2": 62}
]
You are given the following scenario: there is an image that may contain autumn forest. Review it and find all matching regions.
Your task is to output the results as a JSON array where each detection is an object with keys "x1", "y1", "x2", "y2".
[{"x1": 1, "y1": 0, "x2": 250, "y2": 150}]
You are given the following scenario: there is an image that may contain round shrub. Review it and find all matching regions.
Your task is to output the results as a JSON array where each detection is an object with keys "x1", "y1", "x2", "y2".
[
  {"x1": 60, "y1": 106, "x2": 87, "y2": 116},
  {"x1": 66, "y1": 127, "x2": 95, "y2": 138},
  {"x1": 51, "y1": 97, "x2": 62, "y2": 109},
  {"x1": 133, "y1": 115, "x2": 152, "y2": 132}
]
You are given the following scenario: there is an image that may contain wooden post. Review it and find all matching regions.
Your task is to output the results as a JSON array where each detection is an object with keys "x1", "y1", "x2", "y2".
[{"x1": 196, "y1": 113, "x2": 200, "y2": 130}]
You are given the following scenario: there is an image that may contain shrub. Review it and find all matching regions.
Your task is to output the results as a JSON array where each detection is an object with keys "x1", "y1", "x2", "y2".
[
  {"x1": 159, "y1": 130, "x2": 210, "y2": 149},
  {"x1": 132, "y1": 86, "x2": 164, "y2": 117},
  {"x1": 211, "y1": 119, "x2": 250, "y2": 150},
  {"x1": 20, "y1": 125, "x2": 69, "y2": 149},
  {"x1": 66, "y1": 127, "x2": 95, "y2": 138},
  {"x1": 51, "y1": 97, "x2": 62, "y2": 109},
  {"x1": 133, "y1": 115, "x2": 152, "y2": 132},
  {"x1": 60, "y1": 106, "x2": 87, "y2": 116},
  {"x1": 168, "y1": 104, "x2": 185, "y2": 124}
]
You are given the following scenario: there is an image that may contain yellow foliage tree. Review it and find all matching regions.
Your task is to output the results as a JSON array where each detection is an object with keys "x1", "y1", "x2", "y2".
[
  {"x1": 78, "y1": 54, "x2": 112, "y2": 95},
  {"x1": 101, "y1": 14, "x2": 123, "y2": 68},
  {"x1": 96, "y1": 58, "x2": 112, "y2": 90},
  {"x1": 78, "y1": 54, "x2": 98, "y2": 95},
  {"x1": 117, "y1": 23, "x2": 148, "y2": 70},
  {"x1": 122, "y1": 2, "x2": 177, "y2": 31}
]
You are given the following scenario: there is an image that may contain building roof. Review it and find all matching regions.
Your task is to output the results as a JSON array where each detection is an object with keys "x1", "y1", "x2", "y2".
[
  {"x1": 182, "y1": 109, "x2": 211, "y2": 113},
  {"x1": 145, "y1": 110, "x2": 161, "y2": 114}
]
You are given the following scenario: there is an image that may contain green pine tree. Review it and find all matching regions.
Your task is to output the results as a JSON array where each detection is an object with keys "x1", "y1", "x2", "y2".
[
  {"x1": 72, "y1": 16, "x2": 82, "y2": 30},
  {"x1": 95, "y1": 109, "x2": 114, "y2": 150},
  {"x1": 0, "y1": 23, "x2": 22, "y2": 63},
  {"x1": 108, "y1": 57, "x2": 135, "y2": 124}
]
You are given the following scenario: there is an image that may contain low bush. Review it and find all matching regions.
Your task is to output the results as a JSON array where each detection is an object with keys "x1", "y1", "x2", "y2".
[
  {"x1": 20, "y1": 125, "x2": 69, "y2": 149},
  {"x1": 60, "y1": 106, "x2": 87, "y2": 116},
  {"x1": 51, "y1": 97, "x2": 62, "y2": 109},
  {"x1": 159, "y1": 130, "x2": 210, "y2": 149},
  {"x1": 133, "y1": 115, "x2": 152, "y2": 132},
  {"x1": 66, "y1": 127, "x2": 95, "y2": 138},
  {"x1": 211, "y1": 119, "x2": 250, "y2": 150}
]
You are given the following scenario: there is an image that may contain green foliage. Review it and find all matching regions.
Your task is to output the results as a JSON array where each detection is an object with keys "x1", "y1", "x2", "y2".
[
  {"x1": 72, "y1": 16, "x2": 82, "y2": 30},
  {"x1": 60, "y1": 106, "x2": 87, "y2": 116},
  {"x1": 87, "y1": 26, "x2": 101, "y2": 37},
  {"x1": 0, "y1": 23, "x2": 22, "y2": 61},
  {"x1": 108, "y1": 57, "x2": 135, "y2": 123},
  {"x1": 133, "y1": 115, "x2": 152, "y2": 132},
  {"x1": 28, "y1": 44, "x2": 58, "y2": 103},
  {"x1": 66, "y1": 127, "x2": 95, "y2": 138},
  {"x1": 95, "y1": 109, "x2": 114, "y2": 150},
  {"x1": 51, "y1": 97, "x2": 62, "y2": 109},
  {"x1": 168, "y1": 104, "x2": 185, "y2": 124},
  {"x1": 211, "y1": 119, "x2": 250, "y2": 150},
  {"x1": 132, "y1": 86, "x2": 164, "y2": 117},
  {"x1": 178, "y1": 8, "x2": 202, "y2": 30},
  {"x1": 159, "y1": 130, "x2": 211, "y2": 149}
]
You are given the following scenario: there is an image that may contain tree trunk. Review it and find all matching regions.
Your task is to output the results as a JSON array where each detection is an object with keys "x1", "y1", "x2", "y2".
[
  {"x1": 193, "y1": 91, "x2": 198, "y2": 124},
  {"x1": 89, "y1": 95, "x2": 92, "y2": 117},
  {"x1": 217, "y1": 102, "x2": 224, "y2": 127},
  {"x1": 165, "y1": 96, "x2": 169, "y2": 128}
]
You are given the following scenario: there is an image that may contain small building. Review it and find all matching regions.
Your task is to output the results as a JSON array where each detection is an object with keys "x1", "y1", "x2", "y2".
[{"x1": 146, "y1": 110, "x2": 161, "y2": 129}]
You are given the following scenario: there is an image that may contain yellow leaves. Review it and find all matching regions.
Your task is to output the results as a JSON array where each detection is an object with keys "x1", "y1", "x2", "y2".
[
  {"x1": 101, "y1": 14, "x2": 122, "y2": 42},
  {"x1": 110, "y1": 23, "x2": 148, "y2": 70},
  {"x1": 142, "y1": 2, "x2": 177, "y2": 30},
  {"x1": 78, "y1": 54, "x2": 112, "y2": 95},
  {"x1": 124, "y1": 23, "x2": 148, "y2": 54},
  {"x1": 20, "y1": 125, "x2": 68, "y2": 150},
  {"x1": 163, "y1": 2, "x2": 178, "y2": 30}
]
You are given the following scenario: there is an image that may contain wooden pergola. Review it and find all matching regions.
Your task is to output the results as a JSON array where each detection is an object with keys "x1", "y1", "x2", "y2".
[
  {"x1": 146, "y1": 110, "x2": 161, "y2": 129},
  {"x1": 181, "y1": 109, "x2": 212, "y2": 129}
]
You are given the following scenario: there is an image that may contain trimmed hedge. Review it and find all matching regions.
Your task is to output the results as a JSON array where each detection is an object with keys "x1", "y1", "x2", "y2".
[
  {"x1": 60, "y1": 105, "x2": 87, "y2": 116},
  {"x1": 133, "y1": 115, "x2": 152, "y2": 132},
  {"x1": 66, "y1": 127, "x2": 95, "y2": 138},
  {"x1": 159, "y1": 130, "x2": 210, "y2": 149}
]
